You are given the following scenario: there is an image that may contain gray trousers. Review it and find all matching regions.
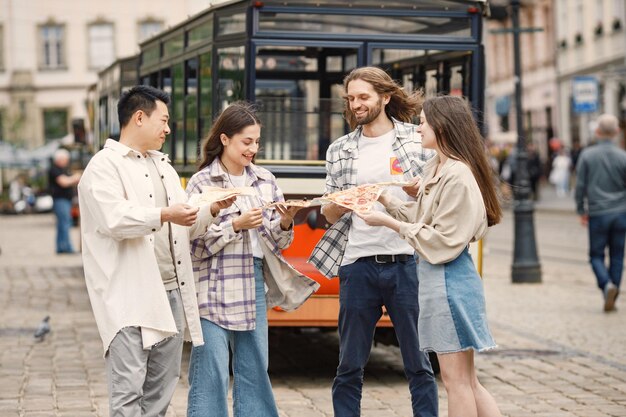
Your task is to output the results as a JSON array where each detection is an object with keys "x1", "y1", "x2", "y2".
[{"x1": 105, "y1": 288, "x2": 185, "y2": 417}]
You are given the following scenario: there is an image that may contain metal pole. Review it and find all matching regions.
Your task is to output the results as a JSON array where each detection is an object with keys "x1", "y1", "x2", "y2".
[{"x1": 511, "y1": 0, "x2": 542, "y2": 283}]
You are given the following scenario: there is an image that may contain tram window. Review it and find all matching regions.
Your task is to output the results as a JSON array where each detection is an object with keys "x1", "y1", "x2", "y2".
[
  {"x1": 163, "y1": 34, "x2": 184, "y2": 58},
  {"x1": 258, "y1": 12, "x2": 471, "y2": 38},
  {"x1": 217, "y1": 12, "x2": 246, "y2": 37},
  {"x1": 185, "y1": 58, "x2": 199, "y2": 164},
  {"x1": 188, "y1": 20, "x2": 213, "y2": 47},
  {"x1": 161, "y1": 68, "x2": 172, "y2": 95},
  {"x1": 372, "y1": 48, "x2": 472, "y2": 99},
  {"x1": 217, "y1": 46, "x2": 245, "y2": 111},
  {"x1": 142, "y1": 44, "x2": 160, "y2": 67},
  {"x1": 161, "y1": 68, "x2": 173, "y2": 156},
  {"x1": 172, "y1": 63, "x2": 185, "y2": 163},
  {"x1": 199, "y1": 52, "x2": 212, "y2": 139}
]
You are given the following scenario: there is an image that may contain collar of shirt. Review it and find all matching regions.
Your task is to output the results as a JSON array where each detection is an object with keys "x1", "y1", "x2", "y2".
[
  {"x1": 104, "y1": 138, "x2": 170, "y2": 162},
  {"x1": 340, "y1": 117, "x2": 415, "y2": 153},
  {"x1": 206, "y1": 158, "x2": 273, "y2": 185}
]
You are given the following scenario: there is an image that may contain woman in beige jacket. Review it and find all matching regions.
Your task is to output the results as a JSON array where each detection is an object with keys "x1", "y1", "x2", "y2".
[{"x1": 358, "y1": 95, "x2": 503, "y2": 417}]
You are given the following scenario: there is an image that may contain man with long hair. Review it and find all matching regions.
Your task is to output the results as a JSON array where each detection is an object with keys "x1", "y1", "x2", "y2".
[{"x1": 309, "y1": 67, "x2": 438, "y2": 416}]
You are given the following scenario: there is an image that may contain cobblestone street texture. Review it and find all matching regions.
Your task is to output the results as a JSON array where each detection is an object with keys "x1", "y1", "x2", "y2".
[{"x1": 1, "y1": 185, "x2": 625, "y2": 417}]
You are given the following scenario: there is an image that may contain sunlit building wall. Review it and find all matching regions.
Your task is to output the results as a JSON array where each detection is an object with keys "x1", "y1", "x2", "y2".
[{"x1": 0, "y1": 0, "x2": 220, "y2": 148}]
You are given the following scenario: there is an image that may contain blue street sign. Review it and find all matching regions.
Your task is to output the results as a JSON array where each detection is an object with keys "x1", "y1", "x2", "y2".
[{"x1": 572, "y1": 76, "x2": 598, "y2": 114}]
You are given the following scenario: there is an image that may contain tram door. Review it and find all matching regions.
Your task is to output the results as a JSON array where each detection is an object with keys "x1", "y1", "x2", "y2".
[{"x1": 252, "y1": 44, "x2": 361, "y2": 162}]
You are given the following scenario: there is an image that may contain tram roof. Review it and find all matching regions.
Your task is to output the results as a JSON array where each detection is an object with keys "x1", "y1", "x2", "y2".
[{"x1": 140, "y1": 0, "x2": 488, "y2": 47}]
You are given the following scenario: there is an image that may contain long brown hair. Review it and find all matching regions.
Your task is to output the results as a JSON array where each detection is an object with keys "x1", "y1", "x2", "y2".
[
  {"x1": 343, "y1": 66, "x2": 423, "y2": 130},
  {"x1": 197, "y1": 101, "x2": 261, "y2": 171},
  {"x1": 423, "y1": 96, "x2": 502, "y2": 226}
]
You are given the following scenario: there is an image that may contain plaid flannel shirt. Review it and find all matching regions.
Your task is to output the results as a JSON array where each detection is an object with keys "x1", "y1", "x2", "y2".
[
  {"x1": 186, "y1": 159, "x2": 293, "y2": 331},
  {"x1": 308, "y1": 118, "x2": 435, "y2": 278}
]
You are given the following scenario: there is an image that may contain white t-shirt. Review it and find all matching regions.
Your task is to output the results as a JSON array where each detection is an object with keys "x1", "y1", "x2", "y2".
[
  {"x1": 228, "y1": 173, "x2": 264, "y2": 259},
  {"x1": 342, "y1": 129, "x2": 414, "y2": 266}
]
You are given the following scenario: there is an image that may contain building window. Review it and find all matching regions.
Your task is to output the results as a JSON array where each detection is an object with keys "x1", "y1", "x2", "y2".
[
  {"x1": 614, "y1": 0, "x2": 624, "y2": 31},
  {"x1": 43, "y1": 108, "x2": 69, "y2": 140},
  {"x1": 89, "y1": 23, "x2": 115, "y2": 70},
  {"x1": 138, "y1": 20, "x2": 164, "y2": 43},
  {"x1": 39, "y1": 24, "x2": 65, "y2": 69}
]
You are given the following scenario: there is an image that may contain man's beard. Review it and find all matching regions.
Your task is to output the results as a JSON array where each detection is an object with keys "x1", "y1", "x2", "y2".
[{"x1": 354, "y1": 99, "x2": 384, "y2": 126}]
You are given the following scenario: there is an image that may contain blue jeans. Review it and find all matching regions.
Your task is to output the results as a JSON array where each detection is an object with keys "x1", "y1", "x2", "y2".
[
  {"x1": 187, "y1": 258, "x2": 278, "y2": 417},
  {"x1": 53, "y1": 197, "x2": 74, "y2": 253},
  {"x1": 333, "y1": 257, "x2": 438, "y2": 417},
  {"x1": 588, "y1": 211, "x2": 626, "y2": 290}
]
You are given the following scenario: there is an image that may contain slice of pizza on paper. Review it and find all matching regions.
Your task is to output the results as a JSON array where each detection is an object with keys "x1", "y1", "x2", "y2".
[
  {"x1": 263, "y1": 198, "x2": 324, "y2": 210},
  {"x1": 319, "y1": 184, "x2": 383, "y2": 213},
  {"x1": 188, "y1": 185, "x2": 256, "y2": 207},
  {"x1": 373, "y1": 180, "x2": 412, "y2": 187}
]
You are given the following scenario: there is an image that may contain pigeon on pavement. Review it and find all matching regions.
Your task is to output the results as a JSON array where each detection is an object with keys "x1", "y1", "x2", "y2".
[{"x1": 34, "y1": 316, "x2": 50, "y2": 342}]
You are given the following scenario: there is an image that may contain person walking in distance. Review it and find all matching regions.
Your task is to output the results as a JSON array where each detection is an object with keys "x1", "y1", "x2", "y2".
[
  {"x1": 575, "y1": 113, "x2": 626, "y2": 312},
  {"x1": 49, "y1": 148, "x2": 81, "y2": 253},
  {"x1": 358, "y1": 96, "x2": 503, "y2": 417},
  {"x1": 309, "y1": 66, "x2": 438, "y2": 417},
  {"x1": 78, "y1": 85, "x2": 232, "y2": 416}
]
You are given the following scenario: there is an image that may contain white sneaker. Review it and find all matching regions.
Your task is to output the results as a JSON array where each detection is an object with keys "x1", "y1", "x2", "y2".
[{"x1": 604, "y1": 282, "x2": 619, "y2": 312}]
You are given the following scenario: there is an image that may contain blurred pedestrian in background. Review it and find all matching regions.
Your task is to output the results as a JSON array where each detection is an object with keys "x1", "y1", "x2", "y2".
[
  {"x1": 49, "y1": 148, "x2": 81, "y2": 254},
  {"x1": 575, "y1": 113, "x2": 626, "y2": 312},
  {"x1": 549, "y1": 148, "x2": 572, "y2": 197}
]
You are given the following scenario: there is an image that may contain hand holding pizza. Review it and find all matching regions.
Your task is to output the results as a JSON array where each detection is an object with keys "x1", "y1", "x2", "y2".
[
  {"x1": 322, "y1": 202, "x2": 352, "y2": 224},
  {"x1": 356, "y1": 210, "x2": 401, "y2": 233},
  {"x1": 233, "y1": 208, "x2": 263, "y2": 232},
  {"x1": 401, "y1": 177, "x2": 421, "y2": 198},
  {"x1": 210, "y1": 196, "x2": 237, "y2": 217},
  {"x1": 274, "y1": 203, "x2": 301, "y2": 230}
]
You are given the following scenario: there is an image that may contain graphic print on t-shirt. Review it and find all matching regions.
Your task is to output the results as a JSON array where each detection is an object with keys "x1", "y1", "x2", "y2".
[{"x1": 390, "y1": 157, "x2": 403, "y2": 175}]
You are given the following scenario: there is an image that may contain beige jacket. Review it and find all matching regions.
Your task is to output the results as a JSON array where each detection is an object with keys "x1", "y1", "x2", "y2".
[
  {"x1": 383, "y1": 155, "x2": 488, "y2": 265},
  {"x1": 79, "y1": 139, "x2": 210, "y2": 356}
]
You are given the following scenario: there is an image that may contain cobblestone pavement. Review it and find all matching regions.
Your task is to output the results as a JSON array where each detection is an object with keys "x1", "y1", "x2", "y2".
[{"x1": 1, "y1": 191, "x2": 625, "y2": 416}]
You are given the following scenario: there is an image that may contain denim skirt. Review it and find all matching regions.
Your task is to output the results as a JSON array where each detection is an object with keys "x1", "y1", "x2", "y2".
[{"x1": 417, "y1": 248, "x2": 496, "y2": 353}]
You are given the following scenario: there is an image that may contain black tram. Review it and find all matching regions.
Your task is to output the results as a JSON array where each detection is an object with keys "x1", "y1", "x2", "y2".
[{"x1": 94, "y1": 0, "x2": 489, "y2": 329}]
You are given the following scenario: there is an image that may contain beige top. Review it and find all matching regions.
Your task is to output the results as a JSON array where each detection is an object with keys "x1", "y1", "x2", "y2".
[
  {"x1": 383, "y1": 155, "x2": 488, "y2": 265},
  {"x1": 78, "y1": 139, "x2": 213, "y2": 356}
]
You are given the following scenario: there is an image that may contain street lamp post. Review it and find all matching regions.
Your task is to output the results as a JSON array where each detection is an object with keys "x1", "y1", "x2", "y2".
[{"x1": 510, "y1": 0, "x2": 542, "y2": 283}]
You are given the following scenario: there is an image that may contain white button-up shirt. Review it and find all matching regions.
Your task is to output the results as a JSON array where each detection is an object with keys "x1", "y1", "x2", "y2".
[{"x1": 78, "y1": 139, "x2": 210, "y2": 356}]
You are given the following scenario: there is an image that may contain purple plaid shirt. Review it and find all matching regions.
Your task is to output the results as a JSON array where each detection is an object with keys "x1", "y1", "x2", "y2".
[{"x1": 186, "y1": 159, "x2": 293, "y2": 330}]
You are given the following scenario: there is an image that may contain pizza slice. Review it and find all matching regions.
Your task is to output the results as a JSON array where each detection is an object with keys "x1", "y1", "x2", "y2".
[
  {"x1": 263, "y1": 199, "x2": 324, "y2": 209},
  {"x1": 187, "y1": 185, "x2": 256, "y2": 207},
  {"x1": 320, "y1": 184, "x2": 383, "y2": 213}
]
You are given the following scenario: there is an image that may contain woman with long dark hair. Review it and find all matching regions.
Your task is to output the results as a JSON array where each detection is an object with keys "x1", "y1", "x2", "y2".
[
  {"x1": 185, "y1": 102, "x2": 319, "y2": 417},
  {"x1": 358, "y1": 95, "x2": 502, "y2": 417}
]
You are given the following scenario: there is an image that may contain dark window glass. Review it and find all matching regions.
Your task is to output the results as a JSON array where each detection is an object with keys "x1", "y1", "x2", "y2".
[
  {"x1": 199, "y1": 52, "x2": 212, "y2": 139},
  {"x1": 160, "y1": 68, "x2": 173, "y2": 156},
  {"x1": 188, "y1": 20, "x2": 213, "y2": 46},
  {"x1": 185, "y1": 58, "x2": 198, "y2": 164},
  {"x1": 217, "y1": 12, "x2": 246, "y2": 36},
  {"x1": 142, "y1": 44, "x2": 160, "y2": 67},
  {"x1": 217, "y1": 46, "x2": 245, "y2": 111},
  {"x1": 259, "y1": 12, "x2": 471, "y2": 38},
  {"x1": 172, "y1": 63, "x2": 185, "y2": 163},
  {"x1": 163, "y1": 34, "x2": 184, "y2": 58},
  {"x1": 43, "y1": 109, "x2": 68, "y2": 140}
]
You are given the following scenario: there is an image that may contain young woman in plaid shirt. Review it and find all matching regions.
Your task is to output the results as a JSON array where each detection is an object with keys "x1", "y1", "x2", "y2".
[{"x1": 185, "y1": 102, "x2": 318, "y2": 417}]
